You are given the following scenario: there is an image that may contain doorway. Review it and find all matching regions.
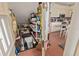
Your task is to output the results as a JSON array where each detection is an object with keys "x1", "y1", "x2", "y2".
[
  {"x1": 45, "y1": 2, "x2": 73, "y2": 56},
  {"x1": 8, "y1": 2, "x2": 43, "y2": 56}
]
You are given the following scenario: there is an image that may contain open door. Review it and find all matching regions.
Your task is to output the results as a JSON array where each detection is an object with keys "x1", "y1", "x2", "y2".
[
  {"x1": 0, "y1": 16, "x2": 15, "y2": 56},
  {"x1": 74, "y1": 40, "x2": 79, "y2": 56},
  {"x1": 41, "y1": 2, "x2": 49, "y2": 56}
]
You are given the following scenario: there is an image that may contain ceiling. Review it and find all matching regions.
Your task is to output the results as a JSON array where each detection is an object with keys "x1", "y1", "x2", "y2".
[
  {"x1": 8, "y1": 2, "x2": 74, "y2": 24},
  {"x1": 55, "y1": 2, "x2": 75, "y2": 6},
  {"x1": 8, "y1": 2, "x2": 38, "y2": 24}
]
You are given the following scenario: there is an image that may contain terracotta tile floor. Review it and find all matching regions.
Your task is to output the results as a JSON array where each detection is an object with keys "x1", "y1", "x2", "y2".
[
  {"x1": 45, "y1": 32, "x2": 65, "y2": 56},
  {"x1": 19, "y1": 42, "x2": 42, "y2": 56},
  {"x1": 19, "y1": 31, "x2": 65, "y2": 56}
]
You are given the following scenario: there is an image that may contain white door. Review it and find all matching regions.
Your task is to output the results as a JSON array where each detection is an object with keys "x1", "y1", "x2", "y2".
[
  {"x1": 0, "y1": 15, "x2": 15, "y2": 56},
  {"x1": 42, "y1": 2, "x2": 49, "y2": 56}
]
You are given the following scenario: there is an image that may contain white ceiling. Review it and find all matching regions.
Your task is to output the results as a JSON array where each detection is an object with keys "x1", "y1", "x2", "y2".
[
  {"x1": 8, "y1": 2, "x2": 38, "y2": 24},
  {"x1": 8, "y1": 2, "x2": 74, "y2": 24},
  {"x1": 55, "y1": 2, "x2": 75, "y2": 6}
]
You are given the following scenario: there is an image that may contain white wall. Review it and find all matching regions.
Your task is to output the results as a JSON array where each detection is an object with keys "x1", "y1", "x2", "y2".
[
  {"x1": 50, "y1": 3, "x2": 73, "y2": 17},
  {"x1": 8, "y1": 2, "x2": 38, "y2": 24},
  {"x1": 64, "y1": 3, "x2": 79, "y2": 56}
]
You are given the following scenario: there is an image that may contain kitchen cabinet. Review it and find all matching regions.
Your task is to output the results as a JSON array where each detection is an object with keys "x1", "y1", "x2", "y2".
[{"x1": 50, "y1": 22, "x2": 62, "y2": 32}]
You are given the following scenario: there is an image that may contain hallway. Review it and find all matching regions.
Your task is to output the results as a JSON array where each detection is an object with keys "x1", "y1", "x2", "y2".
[{"x1": 45, "y1": 32, "x2": 65, "y2": 56}]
